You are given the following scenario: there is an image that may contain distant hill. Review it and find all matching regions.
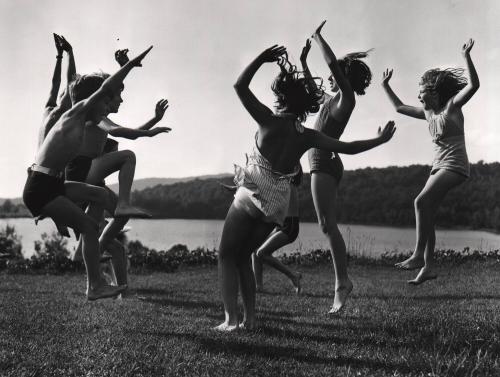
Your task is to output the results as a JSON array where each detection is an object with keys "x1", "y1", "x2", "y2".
[{"x1": 107, "y1": 174, "x2": 232, "y2": 193}]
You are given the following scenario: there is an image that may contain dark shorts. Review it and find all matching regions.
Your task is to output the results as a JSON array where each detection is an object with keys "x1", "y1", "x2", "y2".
[
  {"x1": 308, "y1": 149, "x2": 344, "y2": 183},
  {"x1": 278, "y1": 216, "x2": 299, "y2": 242},
  {"x1": 23, "y1": 169, "x2": 65, "y2": 217},
  {"x1": 65, "y1": 155, "x2": 93, "y2": 182}
]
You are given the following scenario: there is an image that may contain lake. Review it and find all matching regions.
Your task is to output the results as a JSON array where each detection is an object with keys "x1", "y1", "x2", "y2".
[{"x1": 1, "y1": 218, "x2": 499, "y2": 259}]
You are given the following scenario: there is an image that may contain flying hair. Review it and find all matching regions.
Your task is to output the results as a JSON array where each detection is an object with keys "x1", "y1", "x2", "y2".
[
  {"x1": 420, "y1": 68, "x2": 467, "y2": 106},
  {"x1": 272, "y1": 52, "x2": 324, "y2": 122},
  {"x1": 337, "y1": 49, "x2": 373, "y2": 95}
]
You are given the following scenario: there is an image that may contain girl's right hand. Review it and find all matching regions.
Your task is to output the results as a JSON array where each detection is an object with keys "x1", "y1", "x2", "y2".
[
  {"x1": 377, "y1": 121, "x2": 396, "y2": 143},
  {"x1": 53, "y1": 33, "x2": 64, "y2": 55},
  {"x1": 462, "y1": 38, "x2": 474, "y2": 57},
  {"x1": 259, "y1": 45, "x2": 287, "y2": 63},
  {"x1": 382, "y1": 68, "x2": 393, "y2": 85}
]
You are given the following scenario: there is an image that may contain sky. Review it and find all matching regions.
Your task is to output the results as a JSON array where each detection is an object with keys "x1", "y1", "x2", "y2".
[{"x1": 0, "y1": 0, "x2": 498, "y2": 198}]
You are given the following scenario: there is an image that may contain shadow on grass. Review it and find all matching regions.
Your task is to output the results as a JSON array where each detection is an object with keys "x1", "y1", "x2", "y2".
[
  {"x1": 135, "y1": 328, "x2": 417, "y2": 374},
  {"x1": 140, "y1": 296, "x2": 220, "y2": 311}
]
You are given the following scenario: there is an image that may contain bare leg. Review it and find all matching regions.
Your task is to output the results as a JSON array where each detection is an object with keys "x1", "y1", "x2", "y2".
[
  {"x1": 85, "y1": 151, "x2": 150, "y2": 218},
  {"x1": 396, "y1": 170, "x2": 466, "y2": 279},
  {"x1": 255, "y1": 230, "x2": 302, "y2": 294},
  {"x1": 311, "y1": 172, "x2": 352, "y2": 313},
  {"x1": 238, "y1": 222, "x2": 275, "y2": 330},
  {"x1": 252, "y1": 227, "x2": 280, "y2": 291},
  {"x1": 215, "y1": 203, "x2": 255, "y2": 332},
  {"x1": 40, "y1": 194, "x2": 125, "y2": 300}
]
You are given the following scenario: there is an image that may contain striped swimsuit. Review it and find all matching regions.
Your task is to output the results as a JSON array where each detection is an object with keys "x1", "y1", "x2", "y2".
[{"x1": 233, "y1": 146, "x2": 300, "y2": 226}]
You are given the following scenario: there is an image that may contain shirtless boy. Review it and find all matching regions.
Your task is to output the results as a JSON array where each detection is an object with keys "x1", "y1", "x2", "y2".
[{"x1": 23, "y1": 46, "x2": 153, "y2": 300}]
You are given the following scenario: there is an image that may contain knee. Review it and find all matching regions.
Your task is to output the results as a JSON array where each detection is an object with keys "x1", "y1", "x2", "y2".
[
  {"x1": 414, "y1": 195, "x2": 431, "y2": 211},
  {"x1": 94, "y1": 187, "x2": 109, "y2": 205},
  {"x1": 122, "y1": 150, "x2": 136, "y2": 164},
  {"x1": 78, "y1": 216, "x2": 99, "y2": 235},
  {"x1": 318, "y1": 218, "x2": 335, "y2": 236}
]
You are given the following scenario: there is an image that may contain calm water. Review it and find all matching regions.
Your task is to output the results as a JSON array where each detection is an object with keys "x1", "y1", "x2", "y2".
[{"x1": 2, "y1": 218, "x2": 499, "y2": 259}]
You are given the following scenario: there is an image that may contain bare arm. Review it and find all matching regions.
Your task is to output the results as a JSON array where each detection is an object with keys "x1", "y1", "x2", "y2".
[
  {"x1": 99, "y1": 117, "x2": 170, "y2": 139},
  {"x1": 98, "y1": 99, "x2": 170, "y2": 139},
  {"x1": 452, "y1": 39, "x2": 480, "y2": 108},
  {"x1": 76, "y1": 46, "x2": 153, "y2": 114},
  {"x1": 59, "y1": 35, "x2": 76, "y2": 83},
  {"x1": 45, "y1": 34, "x2": 64, "y2": 109},
  {"x1": 234, "y1": 45, "x2": 286, "y2": 125},
  {"x1": 311, "y1": 21, "x2": 355, "y2": 106},
  {"x1": 305, "y1": 121, "x2": 396, "y2": 154},
  {"x1": 381, "y1": 69, "x2": 425, "y2": 120}
]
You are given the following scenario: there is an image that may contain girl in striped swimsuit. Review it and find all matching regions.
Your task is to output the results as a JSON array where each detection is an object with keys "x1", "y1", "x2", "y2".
[
  {"x1": 216, "y1": 45, "x2": 396, "y2": 331},
  {"x1": 382, "y1": 39, "x2": 479, "y2": 284}
]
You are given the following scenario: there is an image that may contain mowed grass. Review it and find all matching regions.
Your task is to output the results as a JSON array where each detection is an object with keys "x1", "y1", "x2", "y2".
[{"x1": 1, "y1": 262, "x2": 500, "y2": 377}]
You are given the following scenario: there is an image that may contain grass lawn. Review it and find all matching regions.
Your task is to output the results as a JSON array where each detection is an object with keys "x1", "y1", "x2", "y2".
[{"x1": 1, "y1": 262, "x2": 499, "y2": 376}]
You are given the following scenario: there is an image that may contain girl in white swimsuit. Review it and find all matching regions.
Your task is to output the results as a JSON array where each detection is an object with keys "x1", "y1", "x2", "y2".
[{"x1": 382, "y1": 39, "x2": 479, "y2": 284}]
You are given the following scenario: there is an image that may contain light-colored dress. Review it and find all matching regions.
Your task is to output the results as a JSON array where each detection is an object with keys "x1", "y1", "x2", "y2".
[{"x1": 428, "y1": 99, "x2": 470, "y2": 178}]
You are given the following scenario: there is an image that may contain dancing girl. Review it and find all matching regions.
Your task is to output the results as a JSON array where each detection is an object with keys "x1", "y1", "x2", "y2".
[
  {"x1": 382, "y1": 39, "x2": 479, "y2": 284},
  {"x1": 216, "y1": 44, "x2": 395, "y2": 331},
  {"x1": 303, "y1": 21, "x2": 373, "y2": 313}
]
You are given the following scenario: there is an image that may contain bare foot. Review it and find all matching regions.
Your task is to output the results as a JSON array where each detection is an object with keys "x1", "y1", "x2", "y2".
[
  {"x1": 100, "y1": 252, "x2": 113, "y2": 263},
  {"x1": 292, "y1": 272, "x2": 302, "y2": 295},
  {"x1": 328, "y1": 280, "x2": 353, "y2": 314},
  {"x1": 408, "y1": 267, "x2": 437, "y2": 285},
  {"x1": 114, "y1": 205, "x2": 151, "y2": 219},
  {"x1": 87, "y1": 284, "x2": 127, "y2": 301},
  {"x1": 213, "y1": 322, "x2": 239, "y2": 332},
  {"x1": 56, "y1": 224, "x2": 70, "y2": 238},
  {"x1": 395, "y1": 255, "x2": 425, "y2": 270}
]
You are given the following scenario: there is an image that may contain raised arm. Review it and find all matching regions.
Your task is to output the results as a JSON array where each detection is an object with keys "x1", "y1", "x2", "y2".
[
  {"x1": 305, "y1": 121, "x2": 396, "y2": 154},
  {"x1": 452, "y1": 39, "x2": 480, "y2": 108},
  {"x1": 78, "y1": 46, "x2": 153, "y2": 113},
  {"x1": 381, "y1": 69, "x2": 425, "y2": 120},
  {"x1": 234, "y1": 45, "x2": 286, "y2": 125},
  {"x1": 99, "y1": 99, "x2": 171, "y2": 139},
  {"x1": 45, "y1": 34, "x2": 64, "y2": 110},
  {"x1": 59, "y1": 35, "x2": 76, "y2": 83},
  {"x1": 311, "y1": 21, "x2": 354, "y2": 106}
]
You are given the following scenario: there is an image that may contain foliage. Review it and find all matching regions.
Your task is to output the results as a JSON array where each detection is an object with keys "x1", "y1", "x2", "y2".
[
  {"x1": 129, "y1": 162, "x2": 500, "y2": 231},
  {"x1": 0, "y1": 225, "x2": 23, "y2": 269}
]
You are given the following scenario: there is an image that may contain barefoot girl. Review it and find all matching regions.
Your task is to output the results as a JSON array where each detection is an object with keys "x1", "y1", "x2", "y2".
[
  {"x1": 382, "y1": 39, "x2": 479, "y2": 284},
  {"x1": 216, "y1": 44, "x2": 395, "y2": 331},
  {"x1": 303, "y1": 21, "x2": 373, "y2": 313}
]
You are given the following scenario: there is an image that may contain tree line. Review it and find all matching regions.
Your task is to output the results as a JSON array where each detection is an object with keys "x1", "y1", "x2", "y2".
[
  {"x1": 1, "y1": 162, "x2": 499, "y2": 231},
  {"x1": 131, "y1": 162, "x2": 500, "y2": 231}
]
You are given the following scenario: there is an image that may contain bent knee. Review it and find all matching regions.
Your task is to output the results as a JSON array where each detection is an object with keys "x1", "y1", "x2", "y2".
[
  {"x1": 121, "y1": 150, "x2": 136, "y2": 163},
  {"x1": 77, "y1": 216, "x2": 99, "y2": 235},
  {"x1": 318, "y1": 218, "x2": 337, "y2": 236},
  {"x1": 414, "y1": 195, "x2": 432, "y2": 211}
]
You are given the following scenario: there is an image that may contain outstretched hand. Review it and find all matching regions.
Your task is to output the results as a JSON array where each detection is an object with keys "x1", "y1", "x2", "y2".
[
  {"x1": 300, "y1": 39, "x2": 311, "y2": 63},
  {"x1": 462, "y1": 38, "x2": 474, "y2": 56},
  {"x1": 377, "y1": 121, "x2": 396, "y2": 143},
  {"x1": 115, "y1": 49, "x2": 130, "y2": 67},
  {"x1": 382, "y1": 68, "x2": 393, "y2": 85},
  {"x1": 129, "y1": 46, "x2": 153, "y2": 67},
  {"x1": 150, "y1": 127, "x2": 171, "y2": 136},
  {"x1": 154, "y1": 99, "x2": 169, "y2": 120},
  {"x1": 259, "y1": 45, "x2": 287, "y2": 63},
  {"x1": 312, "y1": 20, "x2": 327, "y2": 39}
]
